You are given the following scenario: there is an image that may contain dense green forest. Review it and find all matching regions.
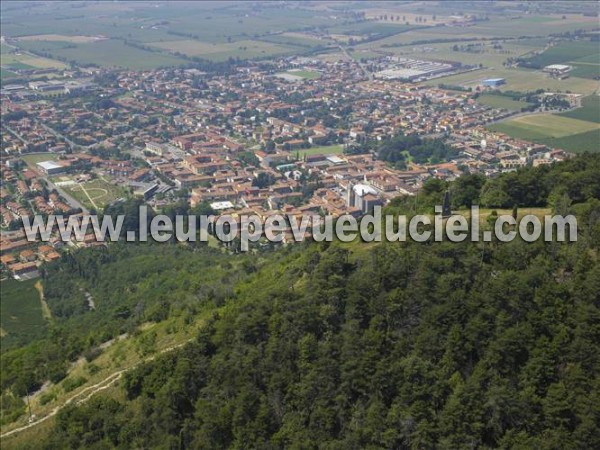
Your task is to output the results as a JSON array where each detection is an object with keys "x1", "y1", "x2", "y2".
[
  {"x1": 2, "y1": 154, "x2": 600, "y2": 448},
  {"x1": 375, "y1": 134, "x2": 459, "y2": 168}
]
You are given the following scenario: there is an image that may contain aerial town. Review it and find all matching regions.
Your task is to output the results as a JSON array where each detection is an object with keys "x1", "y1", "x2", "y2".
[{"x1": 0, "y1": 54, "x2": 575, "y2": 279}]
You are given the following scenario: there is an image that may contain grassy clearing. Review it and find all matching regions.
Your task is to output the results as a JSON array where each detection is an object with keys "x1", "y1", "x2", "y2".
[
  {"x1": 0, "y1": 279, "x2": 47, "y2": 348},
  {"x1": 477, "y1": 94, "x2": 532, "y2": 111},
  {"x1": 296, "y1": 144, "x2": 345, "y2": 157},
  {"x1": 558, "y1": 95, "x2": 600, "y2": 124},
  {"x1": 64, "y1": 178, "x2": 128, "y2": 210}
]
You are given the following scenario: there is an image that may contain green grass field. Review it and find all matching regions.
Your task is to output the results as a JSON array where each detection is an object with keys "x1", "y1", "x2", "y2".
[
  {"x1": 296, "y1": 144, "x2": 345, "y2": 157},
  {"x1": 558, "y1": 96, "x2": 600, "y2": 123},
  {"x1": 0, "y1": 279, "x2": 47, "y2": 348},
  {"x1": 64, "y1": 178, "x2": 129, "y2": 210},
  {"x1": 20, "y1": 152, "x2": 60, "y2": 167},
  {"x1": 477, "y1": 94, "x2": 533, "y2": 111}
]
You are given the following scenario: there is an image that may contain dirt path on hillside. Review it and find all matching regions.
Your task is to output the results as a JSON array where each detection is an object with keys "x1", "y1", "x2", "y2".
[
  {"x1": 34, "y1": 281, "x2": 53, "y2": 322},
  {"x1": 0, "y1": 339, "x2": 193, "y2": 440}
]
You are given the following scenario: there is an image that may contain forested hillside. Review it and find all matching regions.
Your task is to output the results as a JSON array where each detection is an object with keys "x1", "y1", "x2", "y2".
[
  {"x1": 39, "y1": 224, "x2": 600, "y2": 449},
  {"x1": 2, "y1": 154, "x2": 600, "y2": 448}
]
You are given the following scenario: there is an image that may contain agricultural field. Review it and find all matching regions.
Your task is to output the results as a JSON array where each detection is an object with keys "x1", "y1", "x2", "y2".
[
  {"x1": 0, "y1": 279, "x2": 48, "y2": 348},
  {"x1": 570, "y1": 64, "x2": 600, "y2": 79},
  {"x1": 17, "y1": 38, "x2": 187, "y2": 70},
  {"x1": 150, "y1": 39, "x2": 297, "y2": 61},
  {"x1": 0, "y1": 2, "x2": 334, "y2": 44},
  {"x1": 489, "y1": 114, "x2": 598, "y2": 140},
  {"x1": 0, "y1": 46, "x2": 67, "y2": 71},
  {"x1": 558, "y1": 95, "x2": 600, "y2": 123},
  {"x1": 476, "y1": 94, "x2": 533, "y2": 111},
  {"x1": 379, "y1": 39, "x2": 545, "y2": 68},
  {"x1": 488, "y1": 113, "x2": 600, "y2": 153},
  {"x1": 352, "y1": 33, "x2": 598, "y2": 95},
  {"x1": 63, "y1": 178, "x2": 129, "y2": 210},
  {"x1": 536, "y1": 129, "x2": 600, "y2": 153},
  {"x1": 423, "y1": 66, "x2": 599, "y2": 95},
  {"x1": 326, "y1": 22, "x2": 417, "y2": 39},
  {"x1": 517, "y1": 40, "x2": 600, "y2": 79},
  {"x1": 258, "y1": 32, "x2": 329, "y2": 49},
  {"x1": 359, "y1": 14, "x2": 600, "y2": 49},
  {"x1": 16, "y1": 34, "x2": 108, "y2": 44},
  {"x1": 0, "y1": 68, "x2": 18, "y2": 79}
]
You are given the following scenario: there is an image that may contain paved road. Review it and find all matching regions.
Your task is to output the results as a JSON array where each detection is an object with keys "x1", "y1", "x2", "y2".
[
  {"x1": 37, "y1": 122, "x2": 82, "y2": 150},
  {"x1": 338, "y1": 44, "x2": 373, "y2": 80},
  {"x1": 3, "y1": 124, "x2": 30, "y2": 145}
]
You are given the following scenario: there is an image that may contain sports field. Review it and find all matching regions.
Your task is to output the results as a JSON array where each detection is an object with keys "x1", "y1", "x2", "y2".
[
  {"x1": 0, "y1": 279, "x2": 48, "y2": 348},
  {"x1": 296, "y1": 144, "x2": 345, "y2": 157},
  {"x1": 21, "y1": 153, "x2": 60, "y2": 168}
]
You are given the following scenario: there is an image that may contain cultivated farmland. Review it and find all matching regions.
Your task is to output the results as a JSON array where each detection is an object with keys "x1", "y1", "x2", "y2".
[
  {"x1": 558, "y1": 95, "x2": 600, "y2": 123},
  {"x1": 488, "y1": 113, "x2": 600, "y2": 153}
]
